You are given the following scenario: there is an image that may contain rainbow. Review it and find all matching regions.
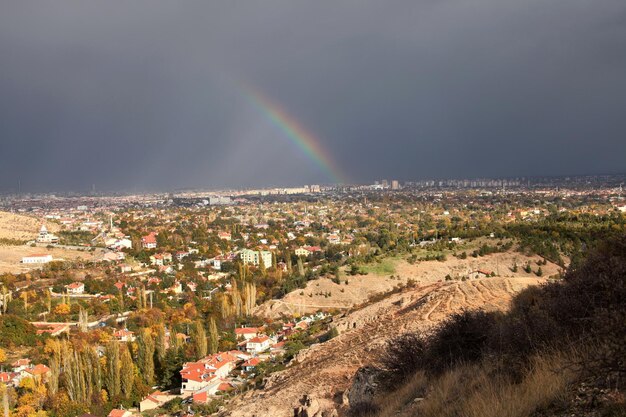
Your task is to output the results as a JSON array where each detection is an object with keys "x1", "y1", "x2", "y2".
[{"x1": 242, "y1": 86, "x2": 347, "y2": 184}]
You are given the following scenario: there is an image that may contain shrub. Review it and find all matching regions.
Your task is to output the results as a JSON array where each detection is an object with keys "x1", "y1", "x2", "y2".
[
  {"x1": 380, "y1": 332, "x2": 427, "y2": 387},
  {"x1": 348, "y1": 401, "x2": 381, "y2": 416},
  {"x1": 425, "y1": 310, "x2": 499, "y2": 374}
]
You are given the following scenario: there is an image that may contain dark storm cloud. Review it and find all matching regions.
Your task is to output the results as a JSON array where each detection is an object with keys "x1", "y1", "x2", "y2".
[{"x1": 0, "y1": 0, "x2": 625, "y2": 192}]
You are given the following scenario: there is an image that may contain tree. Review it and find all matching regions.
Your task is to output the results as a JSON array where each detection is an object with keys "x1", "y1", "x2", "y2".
[
  {"x1": 120, "y1": 344, "x2": 134, "y2": 399},
  {"x1": 0, "y1": 349, "x2": 6, "y2": 364},
  {"x1": 155, "y1": 324, "x2": 167, "y2": 362},
  {"x1": 193, "y1": 321, "x2": 207, "y2": 359},
  {"x1": 0, "y1": 382, "x2": 8, "y2": 417},
  {"x1": 208, "y1": 317, "x2": 219, "y2": 354},
  {"x1": 0, "y1": 315, "x2": 36, "y2": 348},
  {"x1": 105, "y1": 341, "x2": 121, "y2": 398},
  {"x1": 243, "y1": 282, "x2": 256, "y2": 316},
  {"x1": 53, "y1": 304, "x2": 70, "y2": 316},
  {"x1": 137, "y1": 328, "x2": 155, "y2": 385},
  {"x1": 297, "y1": 258, "x2": 305, "y2": 277},
  {"x1": 78, "y1": 308, "x2": 88, "y2": 332}
]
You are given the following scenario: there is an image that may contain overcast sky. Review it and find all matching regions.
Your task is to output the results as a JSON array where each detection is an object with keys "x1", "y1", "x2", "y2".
[{"x1": 1, "y1": 1, "x2": 625, "y2": 192}]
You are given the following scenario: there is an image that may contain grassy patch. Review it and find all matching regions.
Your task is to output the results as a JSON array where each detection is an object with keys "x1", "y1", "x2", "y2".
[{"x1": 363, "y1": 258, "x2": 398, "y2": 275}]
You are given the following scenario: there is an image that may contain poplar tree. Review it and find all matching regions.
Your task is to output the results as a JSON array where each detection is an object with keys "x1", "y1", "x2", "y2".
[
  {"x1": 105, "y1": 341, "x2": 121, "y2": 398},
  {"x1": 0, "y1": 383, "x2": 8, "y2": 417},
  {"x1": 155, "y1": 323, "x2": 167, "y2": 362},
  {"x1": 120, "y1": 344, "x2": 134, "y2": 399},
  {"x1": 208, "y1": 317, "x2": 219, "y2": 354},
  {"x1": 193, "y1": 321, "x2": 207, "y2": 359},
  {"x1": 137, "y1": 328, "x2": 155, "y2": 385}
]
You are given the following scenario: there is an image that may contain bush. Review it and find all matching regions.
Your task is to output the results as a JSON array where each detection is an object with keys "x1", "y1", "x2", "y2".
[
  {"x1": 425, "y1": 310, "x2": 499, "y2": 374},
  {"x1": 380, "y1": 332, "x2": 427, "y2": 387},
  {"x1": 348, "y1": 401, "x2": 381, "y2": 416},
  {"x1": 0, "y1": 315, "x2": 37, "y2": 348}
]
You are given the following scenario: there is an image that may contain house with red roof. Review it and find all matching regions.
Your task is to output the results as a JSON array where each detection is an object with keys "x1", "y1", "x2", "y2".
[
  {"x1": 246, "y1": 335, "x2": 271, "y2": 354},
  {"x1": 242, "y1": 357, "x2": 263, "y2": 372},
  {"x1": 25, "y1": 364, "x2": 51, "y2": 383},
  {"x1": 180, "y1": 352, "x2": 240, "y2": 394},
  {"x1": 0, "y1": 372, "x2": 18, "y2": 386},
  {"x1": 113, "y1": 329, "x2": 136, "y2": 342},
  {"x1": 65, "y1": 282, "x2": 85, "y2": 294},
  {"x1": 141, "y1": 232, "x2": 157, "y2": 249},
  {"x1": 108, "y1": 409, "x2": 133, "y2": 417},
  {"x1": 234, "y1": 327, "x2": 259, "y2": 341},
  {"x1": 139, "y1": 390, "x2": 177, "y2": 412},
  {"x1": 150, "y1": 252, "x2": 172, "y2": 266}
]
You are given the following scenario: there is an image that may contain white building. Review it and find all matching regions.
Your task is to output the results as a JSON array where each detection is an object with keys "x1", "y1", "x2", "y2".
[
  {"x1": 65, "y1": 282, "x2": 85, "y2": 294},
  {"x1": 239, "y1": 249, "x2": 272, "y2": 267},
  {"x1": 22, "y1": 254, "x2": 53, "y2": 264},
  {"x1": 246, "y1": 335, "x2": 271, "y2": 354},
  {"x1": 36, "y1": 225, "x2": 59, "y2": 244}
]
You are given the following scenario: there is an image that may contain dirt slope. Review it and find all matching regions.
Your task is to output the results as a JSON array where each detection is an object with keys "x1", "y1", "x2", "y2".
[
  {"x1": 0, "y1": 211, "x2": 58, "y2": 241},
  {"x1": 225, "y1": 276, "x2": 546, "y2": 417},
  {"x1": 255, "y1": 252, "x2": 559, "y2": 318}
]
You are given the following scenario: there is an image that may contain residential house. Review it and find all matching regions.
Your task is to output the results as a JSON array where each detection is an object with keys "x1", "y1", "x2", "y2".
[
  {"x1": 139, "y1": 391, "x2": 177, "y2": 412},
  {"x1": 234, "y1": 327, "x2": 259, "y2": 341},
  {"x1": 150, "y1": 252, "x2": 172, "y2": 266},
  {"x1": 141, "y1": 232, "x2": 157, "y2": 249},
  {"x1": 108, "y1": 410, "x2": 133, "y2": 417},
  {"x1": 246, "y1": 335, "x2": 271, "y2": 354},
  {"x1": 180, "y1": 352, "x2": 239, "y2": 394},
  {"x1": 65, "y1": 282, "x2": 85, "y2": 294},
  {"x1": 113, "y1": 329, "x2": 136, "y2": 342}
]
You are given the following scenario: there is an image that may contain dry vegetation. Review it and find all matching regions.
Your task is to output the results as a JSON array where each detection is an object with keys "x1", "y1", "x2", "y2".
[
  {"x1": 0, "y1": 211, "x2": 58, "y2": 241},
  {"x1": 363, "y1": 235, "x2": 626, "y2": 417},
  {"x1": 255, "y1": 251, "x2": 560, "y2": 318},
  {"x1": 226, "y1": 276, "x2": 544, "y2": 417},
  {"x1": 0, "y1": 245, "x2": 96, "y2": 274}
]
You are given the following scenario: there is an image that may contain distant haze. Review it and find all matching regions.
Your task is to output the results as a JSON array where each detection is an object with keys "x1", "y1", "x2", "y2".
[{"x1": 1, "y1": 1, "x2": 625, "y2": 192}]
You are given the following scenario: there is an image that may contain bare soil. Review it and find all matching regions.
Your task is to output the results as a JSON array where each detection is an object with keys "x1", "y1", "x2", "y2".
[
  {"x1": 0, "y1": 245, "x2": 95, "y2": 274},
  {"x1": 255, "y1": 251, "x2": 561, "y2": 318},
  {"x1": 226, "y1": 275, "x2": 548, "y2": 417},
  {"x1": 0, "y1": 211, "x2": 59, "y2": 241}
]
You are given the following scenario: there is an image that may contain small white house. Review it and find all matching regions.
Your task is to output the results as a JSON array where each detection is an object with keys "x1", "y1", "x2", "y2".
[
  {"x1": 246, "y1": 335, "x2": 271, "y2": 354},
  {"x1": 65, "y1": 282, "x2": 85, "y2": 294}
]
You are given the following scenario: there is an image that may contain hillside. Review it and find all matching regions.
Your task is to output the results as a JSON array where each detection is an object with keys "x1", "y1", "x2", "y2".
[
  {"x1": 365, "y1": 235, "x2": 626, "y2": 417},
  {"x1": 224, "y1": 276, "x2": 545, "y2": 417},
  {"x1": 0, "y1": 211, "x2": 57, "y2": 241},
  {"x1": 255, "y1": 251, "x2": 560, "y2": 318}
]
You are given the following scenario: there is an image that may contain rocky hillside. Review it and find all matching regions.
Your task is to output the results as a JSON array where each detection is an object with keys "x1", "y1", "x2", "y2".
[{"x1": 223, "y1": 276, "x2": 545, "y2": 417}]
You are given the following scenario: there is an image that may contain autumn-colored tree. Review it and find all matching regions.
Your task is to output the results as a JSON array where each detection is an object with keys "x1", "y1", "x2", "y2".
[
  {"x1": 105, "y1": 341, "x2": 120, "y2": 398},
  {"x1": 137, "y1": 328, "x2": 155, "y2": 385},
  {"x1": 53, "y1": 304, "x2": 70, "y2": 316},
  {"x1": 208, "y1": 317, "x2": 219, "y2": 354},
  {"x1": 193, "y1": 321, "x2": 207, "y2": 359},
  {"x1": 119, "y1": 344, "x2": 134, "y2": 399}
]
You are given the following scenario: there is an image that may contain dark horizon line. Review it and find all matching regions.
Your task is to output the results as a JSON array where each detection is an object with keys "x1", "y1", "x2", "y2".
[{"x1": 1, "y1": 171, "x2": 624, "y2": 197}]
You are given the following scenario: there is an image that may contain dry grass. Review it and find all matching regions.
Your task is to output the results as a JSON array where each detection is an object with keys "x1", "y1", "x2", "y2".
[
  {"x1": 374, "y1": 350, "x2": 579, "y2": 417},
  {"x1": 0, "y1": 211, "x2": 58, "y2": 241}
]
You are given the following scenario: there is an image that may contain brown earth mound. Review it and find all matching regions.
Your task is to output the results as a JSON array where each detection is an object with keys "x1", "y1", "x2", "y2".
[{"x1": 225, "y1": 276, "x2": 546, "y2": 417}]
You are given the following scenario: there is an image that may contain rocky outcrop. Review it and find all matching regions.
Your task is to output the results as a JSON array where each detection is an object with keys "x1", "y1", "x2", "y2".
[
  {"x1": 342, "y1": 366, "x2": 381, "y2": 407},
  {"x1": 294, "y1": 395, "x2": 338, "y2": 417}
]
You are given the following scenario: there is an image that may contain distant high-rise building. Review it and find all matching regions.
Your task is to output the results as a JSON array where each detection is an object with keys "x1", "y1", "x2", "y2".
[
  {"x1": 381, "y1": 179, "x2": 389, "y2": 188},
  {"x1": 391, "y1": 180, "x2": 400, "y2": 190}
]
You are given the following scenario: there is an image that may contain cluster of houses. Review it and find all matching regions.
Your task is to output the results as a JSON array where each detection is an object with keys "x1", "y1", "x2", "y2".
[
  {"x1": 175, "y1": 313, "x2": 327, "y2": 408},
  {"x1": 0, "y1": 358, "x2": 51, "y2": 387}
]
